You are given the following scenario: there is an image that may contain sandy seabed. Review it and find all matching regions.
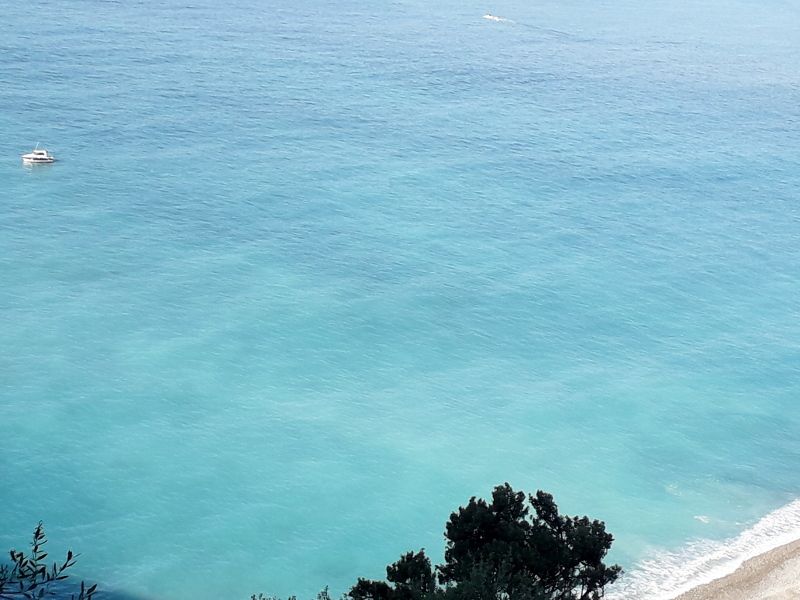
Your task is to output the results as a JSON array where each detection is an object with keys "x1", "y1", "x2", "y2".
[{"x1": 674, "y1": 539, "x2": 800, "y2": 600}]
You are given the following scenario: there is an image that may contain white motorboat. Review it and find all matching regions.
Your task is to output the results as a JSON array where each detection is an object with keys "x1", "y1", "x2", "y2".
[
  {"x1": 483, "y1": 13, "x2": 513, "y2": 23},
  {"x1": 21, "y1": 145, "x2": 55, "y2": 164}
]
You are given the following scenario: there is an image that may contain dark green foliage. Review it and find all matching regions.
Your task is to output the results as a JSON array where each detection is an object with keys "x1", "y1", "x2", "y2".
[
  {"x1": 251, "y1": 593, "x2": 298, "y2": 600},
  {"x1": 349, "y1": 578, "x2": 393, "y2": 600},
  {"x1": 252, "y1": 587, "x2": 333, "y2": 600},
  {"x1": 387, "y1": 551, "x2": 437, "y2": 600},
  {"x1": 350, "y1": 551, "x2": 435, "y2": 600},
  {"x1": 0, "y1": 523, "x2": 97, "y2": 600},
  {"x1": 349, "y1": 484, "x2": 621, "y2": 600}
]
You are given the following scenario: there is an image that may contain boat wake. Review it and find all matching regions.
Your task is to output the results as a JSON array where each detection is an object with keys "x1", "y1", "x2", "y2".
[
  {"x1": 482, "y1": 14, "x2": 514, "y2": 24},
  {"x1": 607, "y1": 499, "x2": 800, "y2": 599}
]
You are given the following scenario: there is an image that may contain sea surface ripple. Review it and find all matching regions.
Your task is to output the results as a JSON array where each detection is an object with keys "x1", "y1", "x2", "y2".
[{"x1": 1, "y1": 0, "x2": 799, "y2": 598}]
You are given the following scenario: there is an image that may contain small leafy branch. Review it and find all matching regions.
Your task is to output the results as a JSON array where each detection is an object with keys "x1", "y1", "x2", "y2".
[{"x1": 0, "y1": 522, "x2": 97, "y2": 600}]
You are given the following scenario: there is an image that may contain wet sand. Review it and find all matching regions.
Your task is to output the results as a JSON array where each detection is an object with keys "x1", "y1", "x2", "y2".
[{"x1": 674, "y1": 539, "x2": 800, "y2": 600}]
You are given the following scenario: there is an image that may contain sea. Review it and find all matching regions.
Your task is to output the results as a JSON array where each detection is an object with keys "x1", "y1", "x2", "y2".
[{"x1": 1, "y1": 0, "x2": 799, "y2": 598}]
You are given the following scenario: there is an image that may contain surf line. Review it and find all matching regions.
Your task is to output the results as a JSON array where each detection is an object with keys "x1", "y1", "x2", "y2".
[{"x1": 605, "y1": 498, "x2": 800, "y2": 600}]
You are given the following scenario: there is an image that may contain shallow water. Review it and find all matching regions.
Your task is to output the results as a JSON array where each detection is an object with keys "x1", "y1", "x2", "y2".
[{"x1": 1, "y1": 0, "x2": 799, "y2": 598}]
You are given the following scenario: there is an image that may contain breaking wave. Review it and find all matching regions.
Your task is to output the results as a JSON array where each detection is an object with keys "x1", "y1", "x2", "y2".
[{"x1": 607, "y1": 499, "x2": 800, "y2": 599}]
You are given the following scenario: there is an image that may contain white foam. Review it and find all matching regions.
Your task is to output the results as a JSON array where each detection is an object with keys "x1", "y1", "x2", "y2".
[
  {"x1": 482, "y1": 14, "x2": 514, "y2": 23},
  {"x1": 607, "y1": 499, "x2": 800, "y2": 600}
]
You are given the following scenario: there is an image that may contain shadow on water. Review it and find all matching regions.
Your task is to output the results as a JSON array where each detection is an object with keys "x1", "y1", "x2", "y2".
[
  {"x1": 44, "y1": 585, "x2": 154, "y2": 600},
  {"x1": 96, "y1": 592, "x2": 155, "y2": 600},
  {"x1": 94, "y1": 591, "x2": 153, "y2": 600}
]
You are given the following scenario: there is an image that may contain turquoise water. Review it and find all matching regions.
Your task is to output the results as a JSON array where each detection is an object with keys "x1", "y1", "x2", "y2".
[{"x1": 1, "y1": 0, "x2": 799, "y2": 598}]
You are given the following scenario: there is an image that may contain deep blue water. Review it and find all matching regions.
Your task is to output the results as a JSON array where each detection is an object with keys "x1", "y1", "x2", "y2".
[{"x1": 1, "y1": 0, "x2": 799, "y2": 598}]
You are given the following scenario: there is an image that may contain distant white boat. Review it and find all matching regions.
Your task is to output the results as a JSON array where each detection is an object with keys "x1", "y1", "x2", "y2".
[
  {"x1": 21, "y1": 145, "x2": 55, "y2": 164},
  {"x1": 483, "y1": 13, "x2": 512, "y2": 22}
]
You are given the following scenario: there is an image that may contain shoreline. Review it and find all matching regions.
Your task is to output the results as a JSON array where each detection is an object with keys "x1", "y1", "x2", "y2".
[
  {"x1": 606, "y1": 498, "x2": 800, "y2": 599},
  {"x1": 672, "y1": 538, "x2": 800, "y2": 600}
]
